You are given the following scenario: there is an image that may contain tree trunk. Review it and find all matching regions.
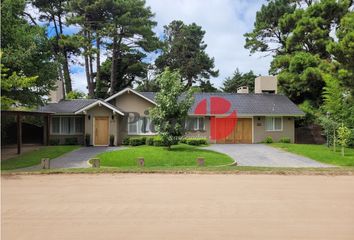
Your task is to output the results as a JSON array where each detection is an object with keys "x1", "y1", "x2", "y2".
[
  {"x1": 110, "y1": 34, "x2": 118, "y2": 95},
  {"x1": 62, "y1": 51, "x2": 72, "y2": 93},
  {"x1": 342, "y1": 146, "x2": 344, "y2": 156},
  {"x1": 95, "y1": 35, "x2": 101, "y2": 96},
  {"x1": 333, "y1": 128, "x2": 336, "y2": 152}
]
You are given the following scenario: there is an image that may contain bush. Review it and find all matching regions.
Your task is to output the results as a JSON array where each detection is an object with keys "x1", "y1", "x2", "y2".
[
  {"x1": 264, "y1": 136, "x2": 273, "y2": 144},
  {"x1": 122, "y1": 137, "x2": 130, "y2": 145},
  {"x1": 146, "y1": 137, "x2": 154, "y2": 146},
  {"x1": 85, "y1": 134, "x2": 90, "y2": 146},
  {"x1": 49, "y1": 138, "x2": 60, "y2": 146},
  {"x1": 186, "y1": 138, "x2": 208, "y2": 146},
  {"x1": 179, "y1": 138, "x2": 187, "y2": 144},
  {"x1": 129, "y1": 137, "x2": 146, "y2": 146},
  {"x1": 64, "y1": 137, "x2": 78, "y2": 145},
  {"x1": 153, "y1": 136, "x2": 168, "y2": 146},
  {"x1": 279, "y1": 137, "x2": 291, "y2": 143}
]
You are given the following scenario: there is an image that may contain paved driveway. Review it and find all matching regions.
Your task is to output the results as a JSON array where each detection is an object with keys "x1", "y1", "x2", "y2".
[
  {"x1": 205, "y1": 144, "x2": 332, "y2": 168},
  {"x1": 21, "y1": 146, "x2": 124, "y2": 170}
]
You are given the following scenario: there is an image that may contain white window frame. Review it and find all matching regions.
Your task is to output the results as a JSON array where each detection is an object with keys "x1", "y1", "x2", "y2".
[
  {"x1": 185, "y1": 117, "x2": 206, "y2": 131},
  {"x1": 127, "y1": 116, "x2": 155, "y2": 135},
  {"x1": 51, "y1": 116, "x2": 84, "y2": 135},
  {"x1": 265, "y1": 117, "x2": 283, "y2": 132}
]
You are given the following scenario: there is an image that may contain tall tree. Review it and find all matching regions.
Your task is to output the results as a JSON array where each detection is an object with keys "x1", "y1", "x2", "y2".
[
  {"x1": 222, "y1": 69, "x2": 257, "y2": 93},
  {"x1": 104, "y1": 0, "x2": 159, "y2": 95},
  {"x1": 155, "y1": 20, "x2": 219, "y2": 87},
  {"x1": 150, "y1": 69, "x2": 194, "y2": 149},
  {"x1": 31, "y1": 0, "x2": 78, "y2": 94},
  {"x1": 1, "y1": 0, "x2": 57, "y2": 109}
]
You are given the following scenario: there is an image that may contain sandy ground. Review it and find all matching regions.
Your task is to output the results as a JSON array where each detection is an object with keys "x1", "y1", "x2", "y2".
[{"x1": 2, "y1": 174, "x2": 354, "y2": 240}]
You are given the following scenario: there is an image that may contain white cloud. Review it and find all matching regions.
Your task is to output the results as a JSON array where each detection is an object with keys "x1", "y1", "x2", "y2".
[
  {"x1": 54, "y1": 0, "x2": 272, "y2": 92},
  {"x1": 146, "y1": 0, "x2": 272, "y2": 88}
]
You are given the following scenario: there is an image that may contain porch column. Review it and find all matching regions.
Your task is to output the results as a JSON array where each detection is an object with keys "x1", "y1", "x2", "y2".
[{"x1": 46, "y1": 115, "x2": 50, "y2": 146}]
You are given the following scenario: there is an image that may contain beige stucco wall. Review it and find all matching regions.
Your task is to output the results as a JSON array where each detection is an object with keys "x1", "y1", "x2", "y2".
[
  {"x1": 113, "y1": 92, "x2": 157, "y2": 144},
  {"x1": 85, "y1": 105, "x2": 118, "y2": 145},
  {"x1": 253, "y1": 116, "x2": 294, "y2": 143}
]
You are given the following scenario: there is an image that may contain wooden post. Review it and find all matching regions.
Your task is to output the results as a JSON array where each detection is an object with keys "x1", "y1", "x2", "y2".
[
  {"x1": 197, "y1": 157, "x2": 205, "y2": 166},
  {"x1": 137, "y1": 157, "x2": 144, "y2": 167},
  {"x1": 41, "y1": 158, "x2": 50, "y2": 169},
  {"x1": 46, "y1": 115, "x2": 50, "y2": 146},
  {"x1": 17, "y1": 113, "x2": 22, "y2": 154},
  {"x1": 92, "y1": 158, "x2": 100, "y2": 168}
]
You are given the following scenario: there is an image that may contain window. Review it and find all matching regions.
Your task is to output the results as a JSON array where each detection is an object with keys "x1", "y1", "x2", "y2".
[
  {"x1": 185, "y1": 117, "x2": 205, "y2": 131},
  {"x1": 127, "y1": 116, "x2": 154, "y2": 135},
  {"x1": 265, "y1": 117, "x2": 282, "y2": 131},
  {"x1": 51, "y1": 116, "x2": 83, "y2": 135}
]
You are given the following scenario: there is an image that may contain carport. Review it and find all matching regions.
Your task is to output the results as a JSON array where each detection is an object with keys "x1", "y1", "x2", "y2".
[{"x1": 1, "y1": 110, "x2": 53, "y2": 154}]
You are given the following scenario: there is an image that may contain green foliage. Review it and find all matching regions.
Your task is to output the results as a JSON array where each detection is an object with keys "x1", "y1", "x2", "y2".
[
  {"x1": 129, "y1": 137, "x2": 147, "y2": 146},
  {"x1": 337, "y1": 124, "x2": 352, "y2": 156},
  {"x1": 279, "y1": 137, "x2": 291, "y2": 143},
  {"x1": 185, "y1": 138, "x2": 208, "y2": 146},
  {"x1": 149, "y1": 69, "x2": 194, "y2": 149},
  {"x1": 1, "y1": 0, "x2": 57, "y2": 108},
  {"x1": 122, "y1": 137, "x2": 130, "y2": 145},
  {"x1": 64, "y1": 137, "x2": 79, "y2": 145},
  {"x1": 264, "y1": 136, "x2": 274, "y2": 144},
  {"x1": 156, "y1": 20, "x2": 218, "y2": 87},
  {"x1": 222, "y1": 69, "x2": 257, "y2": 93},
  {"x1": 66, "y1": 90, "x2": 86, "y2": 99},
  {"x1": 152, "y1": 136, "x2": 168, "y2": 146},
  {"x1": 145, "y1": 137, "x2": 154, "y2": 146}
]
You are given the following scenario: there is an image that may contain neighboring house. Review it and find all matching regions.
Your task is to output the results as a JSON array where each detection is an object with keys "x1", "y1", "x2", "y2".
[{"x1": 39, "y1": 76, "x2": 304, "y2": 145}]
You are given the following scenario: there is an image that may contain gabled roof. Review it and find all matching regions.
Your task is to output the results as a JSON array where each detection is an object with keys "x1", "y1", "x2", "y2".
[
  {"x1": 38, "y1": 99, "x2": 97, "y2": 113},
  {"x1": 104, "y1": 88, "x2": 157, "y2": 105},
  {"x1": 74, "y1": 100, "x2": 124, "y2": 115}
]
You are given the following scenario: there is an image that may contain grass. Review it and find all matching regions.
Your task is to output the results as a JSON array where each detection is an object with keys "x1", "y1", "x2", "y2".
[
  {"x1": 1, "y1": 145, "x2": 80, "y2": 170},
  {"x1": 271, "y1": 143, "x2": 354, "y2": 166},
  {"x1": 96, "y1": 144, "x2": 234, "y2": 168}
]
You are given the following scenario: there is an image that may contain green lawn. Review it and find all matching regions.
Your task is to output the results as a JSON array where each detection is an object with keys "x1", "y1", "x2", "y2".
[
  {"x1": 97, "y1": 144, "x2": 234, "y2": 168},
  {"x1": 1, "y1": 146, "x2": 80, "y2": 170},
  {"x1": 271, "y1": 143, "x2": 354, "y2": 166}
]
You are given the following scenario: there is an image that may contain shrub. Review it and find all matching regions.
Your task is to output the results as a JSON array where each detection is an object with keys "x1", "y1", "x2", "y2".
[
  {"x1": 146, "y1": 137, "x2": 154, "y2": 146},
  {"x1": 186, "y1": 138, "x2": 208, "y2": 146},
  {"x1": 49, "y1": 138, "x2": 60, "y2": 145},
  {"x1": 129, "y1": 137, "x2": 146, "y2": 146},
  {"x1": 264, "y1": 136, "x2": 273, "y2": 144},
  {"x1": 122, "y1": 137, "x2": 130, "y2": 145},
  {"x1": 110, "y1": 135, "x2": 115, "y2": 146},
  {"x1": 279, "y1": 137, "x2": 291, "y2": 143},
  {"x1": 64, "y1": 137, "x2": 78, "y2": 145},
  {"x1": 153, "y1": 136, "x2": 169, "y2": 146},
  {"x1": 179, "y1": 138, "x2": 187, "y2": 144}
]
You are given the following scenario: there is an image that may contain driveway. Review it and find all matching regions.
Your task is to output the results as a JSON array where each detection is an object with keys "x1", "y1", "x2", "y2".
[
  {"x1": 205, "y1": 144, "x2": 332, "y2": 168},
  {"x1": 20, "y1": 146, "x2": 124, "y2": 170}
]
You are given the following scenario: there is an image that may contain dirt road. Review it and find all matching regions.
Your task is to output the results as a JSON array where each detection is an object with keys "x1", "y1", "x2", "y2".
[{"x1": 2, "y1": 174, "x2": 354, "y2": 240}]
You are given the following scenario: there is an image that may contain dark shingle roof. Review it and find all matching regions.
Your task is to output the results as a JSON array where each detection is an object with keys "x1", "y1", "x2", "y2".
[
  {"x1": 189, "y1": 93, "x2": 304, "y2": 116},
  {"x1": 38, "y1": 99, "x2": 97, "y2": 113},
  {"x1": 38, "y1": 92, "x2": 303, "y2": 116}
]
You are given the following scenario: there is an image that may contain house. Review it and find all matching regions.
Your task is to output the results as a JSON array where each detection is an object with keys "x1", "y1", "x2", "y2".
[{"x1": 39, "y1": 76, "x2": 304, "y2": 145}]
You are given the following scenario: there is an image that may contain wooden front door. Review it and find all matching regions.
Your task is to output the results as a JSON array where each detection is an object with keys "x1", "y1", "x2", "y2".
[
  {"x1": 94, "y1": 116, "x2": 109, "y2": 146},
  {"x1": 215, "y1": 118, "x2": 252, "y2": 144}
]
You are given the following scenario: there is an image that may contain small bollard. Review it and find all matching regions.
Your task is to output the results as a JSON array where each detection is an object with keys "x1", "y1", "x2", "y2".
[
  {"x1": 137, "y1": 157, "x2": 144, "y2": 167},
  {"x1": 91, "y1": 158, "x2": 100, "y2": 168},
  {"x1": 197, "y1": 157, "x2": 205, "y2": 166},
  {"x1": 41, "y1": 158, "x2": 50, "y2": 169}
]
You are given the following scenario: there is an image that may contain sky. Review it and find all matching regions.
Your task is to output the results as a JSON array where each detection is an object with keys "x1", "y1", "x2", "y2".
[{"x1": 47, "y1": 0, "x2": 273, "y2": 92}]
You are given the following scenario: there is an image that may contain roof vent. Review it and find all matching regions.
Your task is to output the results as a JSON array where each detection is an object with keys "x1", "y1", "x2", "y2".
[
  {"x1": 255, "y1": 76, "x2": 277, "y2": 94},
  {"x1": 237, "y1": 86, "x2": 249, "y2": 94}
]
